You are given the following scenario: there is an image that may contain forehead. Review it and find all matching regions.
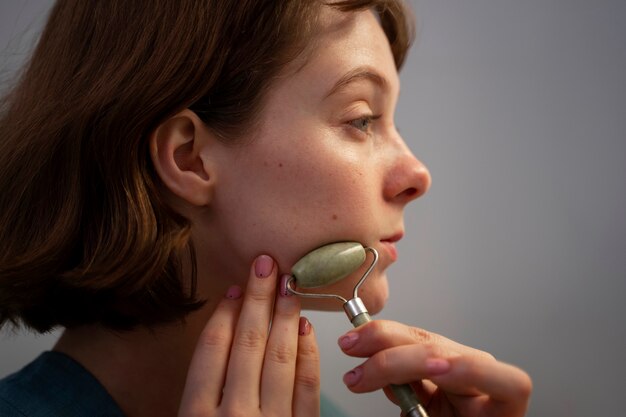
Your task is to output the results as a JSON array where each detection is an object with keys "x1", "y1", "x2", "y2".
[{"x1": 279, "y1": 8, "x2": 400, "y2": 100}]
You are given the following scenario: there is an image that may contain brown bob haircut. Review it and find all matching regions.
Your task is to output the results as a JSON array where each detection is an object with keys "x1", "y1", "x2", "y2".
[{"x1": 0, "y1": 0, "x2": 414, "y2": 332}]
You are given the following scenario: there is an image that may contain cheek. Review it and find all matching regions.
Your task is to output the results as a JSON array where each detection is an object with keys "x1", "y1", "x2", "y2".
[{"x1": 214, "y1": 145, "x2": 376, "y2": 273}]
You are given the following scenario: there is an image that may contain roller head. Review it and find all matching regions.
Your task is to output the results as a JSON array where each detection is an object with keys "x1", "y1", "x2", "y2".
[{"x1": 290, "y1": 242, "x2": 366, "y2": 288}]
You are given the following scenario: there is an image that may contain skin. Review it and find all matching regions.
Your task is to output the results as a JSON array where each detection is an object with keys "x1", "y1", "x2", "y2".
[
  {"x1": 55, "y1": 8, "x2": 531, "y2": 417},
  {"x1": 172, "y1": 7, "x2": 431, "y2": 315}
]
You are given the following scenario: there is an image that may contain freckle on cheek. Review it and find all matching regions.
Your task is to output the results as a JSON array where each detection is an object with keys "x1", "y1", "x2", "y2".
[
  {"x1": 332, "y1": 214, "x2": 338, "y2": 220},
  {"x1": 278, "y1": 163, "x2": 283, "y2": 167}
]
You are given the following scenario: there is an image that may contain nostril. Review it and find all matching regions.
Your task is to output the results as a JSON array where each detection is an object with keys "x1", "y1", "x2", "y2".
[
  {"x1": 404, "y1": 187, "x2": 418, "y2": 199},
  {"x1": 390, "y1": 186, "x2": 420, "y2": 203}
]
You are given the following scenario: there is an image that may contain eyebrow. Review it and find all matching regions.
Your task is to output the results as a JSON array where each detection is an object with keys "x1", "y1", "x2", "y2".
[{"x1": 324, "y1": 66, "x2": 388, "y2": 99}]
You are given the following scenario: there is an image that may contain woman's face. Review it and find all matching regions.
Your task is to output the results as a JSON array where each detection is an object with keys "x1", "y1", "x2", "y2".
[{"x1": 196, "y1": 9, "x2": 431, "y2": 313}]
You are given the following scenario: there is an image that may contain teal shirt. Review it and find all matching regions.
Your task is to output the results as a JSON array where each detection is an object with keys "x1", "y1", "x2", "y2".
[{"x1": 0, "y1": 352, "x2": 350, "y2": 417}]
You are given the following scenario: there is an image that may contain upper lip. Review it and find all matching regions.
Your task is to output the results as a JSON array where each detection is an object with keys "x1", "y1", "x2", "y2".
[{"x1": 380, "y1": 232, "x2": 404, "y2": 243}]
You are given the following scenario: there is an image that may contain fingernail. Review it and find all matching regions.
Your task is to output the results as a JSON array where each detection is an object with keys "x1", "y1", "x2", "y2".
[
  {"x1": 225, "y1": 285, "x2": 242, "y2": 300},
  {"x1": 338, "y1": 332, "x2": 359, "y2": 350},
  {"x1": 279, "y1": 274, "x2": 292, "y2": 297},
  {"x1": 254, "y1": 255, "x2": 273, "y2": 278},
  {"x1": 343, "y1": 366, "x2": 362, "y2": 387},
  {"x1": 298, "y1": 317, "x2": 311, "y2": 336},
  {"x1": 425, "y1": 358, "x2": 451, "y2": 375}
]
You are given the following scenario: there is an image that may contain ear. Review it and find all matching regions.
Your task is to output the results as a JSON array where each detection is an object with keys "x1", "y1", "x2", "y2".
[{"x1": 149, "y1": 109, "x2": 216, "y2": 206}]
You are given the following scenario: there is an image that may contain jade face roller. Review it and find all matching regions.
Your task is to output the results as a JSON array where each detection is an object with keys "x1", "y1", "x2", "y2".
[{"x1": 285, "y1": 242, "x2": 429, "y2": 417}]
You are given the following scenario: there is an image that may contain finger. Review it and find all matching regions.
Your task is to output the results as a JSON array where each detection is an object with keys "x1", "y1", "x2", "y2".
[
  {"x1": 179, "y1": 285, "x2": 243, "y2": 415},
  {"x1": 260, "y1": 275, "x2": 302, "y2": 414},
  {"x1": 221, "y1": 255, "x2": 277, "y2": 408},
  {"x1": 429, "y1": 355, "x2": 532, "y2": 409},
  {"x1": 338, "y1": 320, "x2": 470, "y2": 359},
  {"x1": 344, "y1": 345, "x2": 531, "y2": 415},
  {"x1": 342, "y1": 344, "x2": 450, "y2": 393},
  {"x1": 292, "y1": 317, "x2": 321, "y2": 417}
]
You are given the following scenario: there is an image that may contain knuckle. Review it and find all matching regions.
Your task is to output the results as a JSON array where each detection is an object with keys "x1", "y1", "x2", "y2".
[
  {"x1": 295, "y1": 370, "x2": 321, "y2": 391},
  {"x1": 266, "y1": 343, "x2": 296, "y2": 365},
  {"x1": 408, "y1": 326, "x2": 432, "y2": 343},
  {"x1": 199, "y1": 327, "x2": 230, "y2": 350},
  {"x1": 298, "y1": 340, "x2": 319, "y2": 359},
  {"x1": 422, "y1": 337, "x2": 452, "y2": 359},
  {"x1": 234, "y1": 328, "x2": 266, "y2": 351},
  {"x1": 366, "y1": 319, "x2": 389, "y2": 335},
  {"x1": 421, "y1": 341, "x2": 438, "y2": 357}
]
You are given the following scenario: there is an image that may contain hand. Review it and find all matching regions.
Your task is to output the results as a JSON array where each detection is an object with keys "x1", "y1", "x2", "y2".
[
  {"x1": 179, "y1": 255, "x2": 320, "y2": 417},
  {"x1": 338, "y1": 320, "x2": 532, "y2": 417}
]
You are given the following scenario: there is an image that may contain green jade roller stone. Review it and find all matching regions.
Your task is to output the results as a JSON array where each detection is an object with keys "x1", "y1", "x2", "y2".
[{"x1": 291, "y1": 242, "x2": 366, "y2": 288}]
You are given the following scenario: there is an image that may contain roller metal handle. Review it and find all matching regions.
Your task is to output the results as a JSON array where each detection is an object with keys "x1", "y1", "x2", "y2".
[{"x1": 344, "y1": 299, "x2": 429, "y2": 417}]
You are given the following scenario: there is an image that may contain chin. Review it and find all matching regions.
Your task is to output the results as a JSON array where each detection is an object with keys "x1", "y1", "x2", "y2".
[{"x1": 356, "y1": 273, "x2": 389, "y2": 315}]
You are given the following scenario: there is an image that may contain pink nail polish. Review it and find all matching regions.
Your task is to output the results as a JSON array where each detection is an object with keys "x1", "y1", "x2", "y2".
[
  {"x1": 279, "y1": 274, "x2": 292, "y2": 297},
  {"x1": 254, "y1": 255, "x2": 273, "y2": 278},
  {"x1": 298, "y1": 317, "x2": 311, "y2": 336},
  {"x1": 338, "y1": 332, "x2": 359, "y2": 350},
  {"x1": 343, "y1": 367, "x2": 362, "y2": 387},
  {"x1": 225, "y1": 285, "x2": 242, "y2": 299}
]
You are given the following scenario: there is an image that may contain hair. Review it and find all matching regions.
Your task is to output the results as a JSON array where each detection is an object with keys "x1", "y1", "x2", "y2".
[{"x1": 0, "y1": 0, "x2": 415, "y2": 332}]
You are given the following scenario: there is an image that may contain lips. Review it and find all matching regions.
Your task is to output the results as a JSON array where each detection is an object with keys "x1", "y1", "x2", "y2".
[
  {"x1": 381, "y1": 232, "x2": 403, "y2": 243},
  {"x1": 379, "y1": 232, "x2": 403, "y2": 262}
]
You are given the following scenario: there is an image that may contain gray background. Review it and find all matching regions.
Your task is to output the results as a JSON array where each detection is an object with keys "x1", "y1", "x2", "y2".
[{"x1": 1, "y1": 1, "x2": 625, "y2": 416}]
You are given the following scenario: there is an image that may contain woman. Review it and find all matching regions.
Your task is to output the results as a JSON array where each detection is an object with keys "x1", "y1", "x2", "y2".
[{"x1": 0, "y1": 1, "x2": 532, "y2": 416}]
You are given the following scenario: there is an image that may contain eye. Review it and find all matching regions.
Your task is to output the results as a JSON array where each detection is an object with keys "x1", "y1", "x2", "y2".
[{"x1": 348, "y1": 114, "x2": 381, "y2": 134}]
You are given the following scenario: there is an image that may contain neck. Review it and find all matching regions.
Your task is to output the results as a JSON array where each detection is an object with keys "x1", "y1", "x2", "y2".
[
  {"x1": 54, "y1": 305, "x2": 214, "y2": 417},
  {"x1": 52, "y1": 229, "x2": 238, "y2": 417}
]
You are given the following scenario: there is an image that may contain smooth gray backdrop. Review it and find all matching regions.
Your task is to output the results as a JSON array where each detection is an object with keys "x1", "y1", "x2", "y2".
[{"x1": 1, "y1": 1, "x2": 625, "y2": 416}]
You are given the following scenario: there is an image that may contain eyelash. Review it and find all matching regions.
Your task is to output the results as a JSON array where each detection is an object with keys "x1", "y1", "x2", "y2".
[{"x1": 348, "y1": 114, "x2": 382, "y2": 135}]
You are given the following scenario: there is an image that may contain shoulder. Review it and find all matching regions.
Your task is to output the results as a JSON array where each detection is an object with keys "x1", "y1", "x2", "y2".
[
  {"x1": 0, "y1": 395, "x2": 26, "y2": 417},
  {"x1": 0, "y1": 352, "x2": 125, "y2": 417}
]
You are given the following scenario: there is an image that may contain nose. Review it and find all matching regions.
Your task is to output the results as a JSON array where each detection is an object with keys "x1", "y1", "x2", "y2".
[{"x1": 383, "y1": 142, "x2": 431, "y2": 205}]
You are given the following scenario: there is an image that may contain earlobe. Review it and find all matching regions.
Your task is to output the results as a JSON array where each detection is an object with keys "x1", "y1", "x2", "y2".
[{"x1": 149, "y1": 109, "x2": 215, "y2": 206}]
